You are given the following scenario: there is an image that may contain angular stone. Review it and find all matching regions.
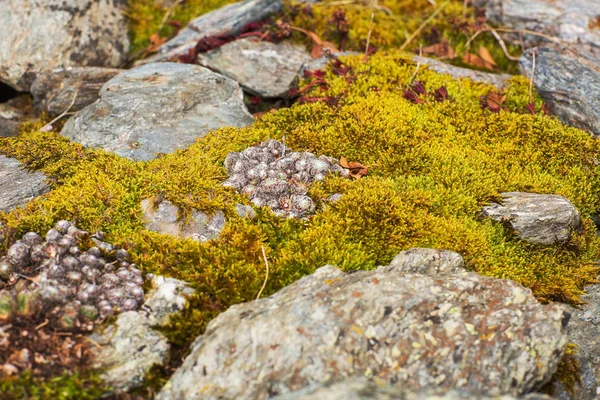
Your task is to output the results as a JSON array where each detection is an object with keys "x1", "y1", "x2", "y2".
[
  {"x1": 157, "y1": 265, "x2": 567, "y2": 399},
  {"x1": 198, "y1": 38, "x2": 311, "y2": 98},
  {"x1": 0, "y1": 156, "x2": 50, "y2": 213},
  {"x1": 60, "y1": 63, "x2": 253, "y2": 161},
  {"x1": 31, "y1": 67, "x2": 123, "y2": 116},
  {"x1": 0, "y1": 96, "x2": 35, "y2": 137},
  {"x1": 142, "y1": 276, "x2": 195, "y2": 327},
  {"x1": 140, "y1": 0, "x2": 283, "y2": 64},
  {"x1": 378, "y1": 248, "x2": 466, "y2": 275},
  {"x1": 0, "y1": 0, "x2": 129, "y2": 91},
  {"x1": 273, "y1": 378, "x2": 554, "y2": 400},
  {"x1": 481, "y1": 192, "x2": 581, "y2": 246},
  {"x1": 519, "y1": 47, "x2": 600, "y2": 136}
]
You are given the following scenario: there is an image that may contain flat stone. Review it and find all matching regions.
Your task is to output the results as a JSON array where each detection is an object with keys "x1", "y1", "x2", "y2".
[
  {"x1": 0, "y1": 0, "x2": 129, "y2": 91},
  {"x1": 0, "y1": 156, "x2": 50, "y2": 213},
  {"x1": 139, "y1": 0, "x2": 283, "y2": 64},
  {"x1": 481, "y1": 192, "x2": 581, "y2": 246},
  {"x1": 378, "y1": 248, "x2": 466, "y2": 275},
  {"x1": 519, "y1": 47, "x2": 600, "y2": 136},
  {"x1": 31, "y1": 67, "x2": 123, "y2": 116},
  {"x1": 60, "y1": 63, "x2": 253, "y2": 161},
  {"x1": 157, "y1": 265, "x2": 567, "y2": 399},
  {"x1": 198, "y1": 38, "x2": 311, "y2": 98}
]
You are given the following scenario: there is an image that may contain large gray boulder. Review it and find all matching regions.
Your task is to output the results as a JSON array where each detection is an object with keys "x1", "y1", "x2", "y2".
[
  {"x1": 157, "y1": 264, "x2": 568, "y2": 399},
  {"x1": 198, "y1": 38, "x2": 311, "y2": 98},
  {"x1": 0, "y1": 0, "x2": 129, "y2": 91},
  {"x1": 31, "y1": 67, "x2": 123, "y2": 116},
  {"x1": 139, "y1": 0, "x2": 283, "y2": 64},
  {"x1": 60, "y1": 63, "x2": 253, "y2": 161},
  {"x1": 481, "y1": 192, "x2": 581, "y2": 246},
  {"x1": 0, "y1": 156, "x2": 50, "y2": 212},
  {"x1": 519, "y1": 47, "x2": 600, "y2": 136}
]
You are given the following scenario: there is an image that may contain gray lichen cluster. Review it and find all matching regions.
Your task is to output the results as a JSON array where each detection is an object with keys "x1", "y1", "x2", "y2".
[
  {"x1": 0, "y1": 221, "x2": 144, "y2": 329},
  {"x1": 223, "y1": 139, "x2": 348, "y2": 218}
]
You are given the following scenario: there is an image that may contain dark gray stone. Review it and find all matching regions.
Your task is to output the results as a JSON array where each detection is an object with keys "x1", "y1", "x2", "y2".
[
  {"x1": 0, "y1": 96, "x2": 35, "y2": 137},
  {"x1": 31, "y1": 67, "x2": 123, "y2": 116},
  {"x1": 139, "y1": 0, "x2": 283, "y2": 64},
  {"x1": 60, "y1": 63, "x2": 253, "y2": 161},
  {"x1": 157, "y1": 264, "x2": 567, "y2": 399},
  {"x1": 198, "y1": 38, "x2": 311, "y2": 98},
  {"x1": 481, "y1": 192, "x2": 581, "y2": 245},
  {"x1": 0, "y1": 0, "x2": 129, "y2": 91},
  {"x1": 0, "y1": 156, "x2": 50, "y2": 213}
]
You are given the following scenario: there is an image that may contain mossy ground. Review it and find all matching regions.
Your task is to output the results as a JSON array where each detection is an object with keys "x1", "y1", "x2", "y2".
[{"x1": 2, "y1": 51, "x2": 599, "y2": 395}]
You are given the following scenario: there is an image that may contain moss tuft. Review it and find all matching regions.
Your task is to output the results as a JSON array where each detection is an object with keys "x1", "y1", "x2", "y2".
[{"x1": 0, "y1": 370, "x2": 107, "y2": 400}]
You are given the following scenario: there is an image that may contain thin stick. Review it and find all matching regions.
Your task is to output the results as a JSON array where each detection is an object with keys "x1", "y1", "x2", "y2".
[
  {"x1": 399, "y1": 0, "x2": 450, "y2": 52},
  {"x1": 256, "y1": 246, "x2": 270, "y2": 299},
  {"x1": 364, "y1": 11, "x2": 375, "y2": 59},
  {"x1": 528, "y1": 47, "x2": 537, "y2": 105},
  {"x1": 41, "y1": 88, "x2": 79, "y2": 132},
  {"x1": 35, "y1": 319, "x2": 49, "y2": 331},
  {"x1": 489, "y1": 28, "x2": 520, "y2": 61},
  {"x1": 159, "y1": 0, "x2": 184, "y2": 30},
  {"x1": 84, "y1": 336, "x2": 102, "y2": 349},
  {"x1": 409, "y1": 45, "x2": 423, "y2": 83}
]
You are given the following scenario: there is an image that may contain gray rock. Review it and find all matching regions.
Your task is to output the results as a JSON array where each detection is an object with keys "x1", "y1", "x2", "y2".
[
  {"x1": 198, "y1": 38, "x2": 311, "y2": 98},
  {"x1": 0, "y1": 96, "x2": 35, "y2": 137},
  {"x1": 378, "y1": 248, "x2": 466, "y2": 275},
  {"x1": 142, "y1": 276, "x2": 195, "y2": 327},
  {"x1": 0, "y1": 0, "x2": 129, "y2": 91},
  {"x1": 298, "y1": 51, "x2": 360, "y2": 76},
  {"x1": 60, "y1": 63, "x2": 253, "y2": 161},
  {"x1": 414, "y1": 56, "x2": 512, "y2": 88},
  {"x1": 481, "y1": 192, "x2": 581, "y2": 246},
  {"x1": 139, "y1": 0, "x2": 283, "y2": 64},
  {"x1": 31, "y1": 67, "x2": 123, "y2": 116},
  {"x1": 519, "y1": 47, "x2": 600, "y2": 136},
  {"x1": 273, "y1": 378, "x2": 554, "y2": 400},
  {"x1": 235, "y1": 203, "x2": 258, "y2": 220},
  {"x1": 0, "y1": 156, "x2": 50, "y2": 212},
  {"x1": 157, "y1": 265, "x2": 567, "y2": 399}
]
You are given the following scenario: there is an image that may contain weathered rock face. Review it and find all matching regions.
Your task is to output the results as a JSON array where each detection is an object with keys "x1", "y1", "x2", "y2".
[
  {"x1": 272, "y1": 379, "x2": 554, "y2": 400},
  {"x1": 31, "y1": 67, "x2": 123, "y2": 116},
  {"x1": 0, "y1": 156, "x2": 50, "y2": 212},
  {"x1": 379, "y1": 248, "x2": 466, "y2": 275},
  {"x1": 140, "y1": 0, "x2": 283, "y2": 64},
  {"x1": 0, "y1": 0, "x2": 130, "y2": 91},
  {"x1": 481, "y1": 192, "x2": 581, "y2": 246},
  {"x1": 198, "y1": 38, "x2": 311, "y2": 98},
  {"x1": 157, "y1": 264, "x2": 568, "y2": 399},
  {"x1": 0, "y1": 96, "x2": 35, "y2": 137},
  {"x1": 60, "y1": 63, "x2": 253, "y2": 161},
  {"x1": 91, "y1": 276, "x2": 193, "y2": 393},
  {"x1": 519, "y1": 47, "x2": 600, "y2": 136}
]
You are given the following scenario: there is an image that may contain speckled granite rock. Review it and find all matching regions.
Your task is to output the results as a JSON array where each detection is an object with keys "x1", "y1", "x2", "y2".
[
  {"x1": 0, "y1": 156, "x2": 50, "y2": 212},
  {"x1": 157, "y1": 264, "x2": 568, "y2": 399},
  {"x1": 0, "y1": 0, "x2": 129, "y2": 91},
  {"x1": 61, "y1": 63, "x2": 253, "y2": 161},
  {"x1": 139, "y1": 0, "x2": 283, "y2": 64},
  {"x1": 378, "y1": 248, "x2": 466, "y2": 275},
  {"x1": 31, "y1": 67, "x2": 123, "y2": 116},
  {"x1": 272, "y1": 378, "x2": 555, "y2": 400},
  {"x1": 481, "y1": 192, "x2": 581, "y2": 246},
  {"x1": 198, "y1": 38, "x2": 311, "y2": 98}
]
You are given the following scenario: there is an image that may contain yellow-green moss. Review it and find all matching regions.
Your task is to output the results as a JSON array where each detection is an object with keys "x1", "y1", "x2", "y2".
[
  {"x1": 0, "y1": 370, "x2": 107, "y2": 400},
  {"x1": 1, "y1": 52, "x2": 599, "y2": 389}
]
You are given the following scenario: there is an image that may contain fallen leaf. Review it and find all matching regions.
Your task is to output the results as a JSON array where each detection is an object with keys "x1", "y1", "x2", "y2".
[
  {"x1": 477, "y1": 47, "x2": 497, "y2": 68},
  {"x1": 142, "y1": 33, "x2": 168, "y2": 58},
  {"x1": 421, "y1": 41, "x2": 456, "y2": 59},
  {"x1": 462, "y1": 52, "x2": 495, "y2": 71},
  {"x1": 306, "y1": 31, "x2": 339, "y2": 58},
  {"x1": 339, "y1": 155, "x2": 350, "y2": 168},
  {"x1": 339, "y1": 156, "x2": 368, "y2": 179},
  {"x1": 482, "y1": 90, "x2": 506, "y2": 112}
]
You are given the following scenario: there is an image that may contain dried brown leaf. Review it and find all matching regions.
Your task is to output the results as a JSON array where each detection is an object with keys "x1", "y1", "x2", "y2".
[{"x1": 422, "y1": 41, "x2": 456, "y2": 59}]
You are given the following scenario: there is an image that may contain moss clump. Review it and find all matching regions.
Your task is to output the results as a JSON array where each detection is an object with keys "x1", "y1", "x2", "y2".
[
  {"x1": 0, "y1": 370, "x2": 107, "y2": 400},
  {"x1": 1, "y1": 52, "x2": 599, "y2": 390}
]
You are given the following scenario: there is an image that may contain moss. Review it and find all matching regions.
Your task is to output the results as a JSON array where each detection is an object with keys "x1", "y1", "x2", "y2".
[
  {"x1": 0, "y1": 370, "x2": 107, "y2": 400},
  {"x1": 541, "y1": 343, "x2": 582, "y2": 397},
  {"x1": 1, "y1": 52, "x2": 599, "y2": 391}
]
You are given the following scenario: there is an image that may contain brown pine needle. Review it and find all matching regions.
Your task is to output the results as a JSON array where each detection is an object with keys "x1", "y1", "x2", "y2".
[
  {"x1": 364, "y1": 11, "x2": 375, "y2": 59},
  {"x1": 256, "y1": 246, "x2": 270, "y2": 299}
]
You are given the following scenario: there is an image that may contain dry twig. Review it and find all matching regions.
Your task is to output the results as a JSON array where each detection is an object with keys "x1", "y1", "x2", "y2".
[
  {"x1": 365, "y1": 11, "x2": 375, "y2": 59},
  {"x1": 40, "y1": 88, "x2": 79, "y2": 132},
  {"x1": 256, "y1": 246, "x2": 270, "y2": 299},
  {"x1": 159, "y1": 0, "x2": 185, "y2": 30},
  {"x1": 399, "y1": 0, "x2": 450, "y2": 52},
  {"x1": 528, "y1": 47, "x2": 537, "y2": 105}
]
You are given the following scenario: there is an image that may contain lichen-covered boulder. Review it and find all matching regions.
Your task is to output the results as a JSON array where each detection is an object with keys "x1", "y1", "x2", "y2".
[
  {"x1": 140, "y1": 0, "x2": 283, "y2": 64},
  {"x1": 60, "y1": 63, "x2": 253, "y2": 161},
  {"x1": 0, "y1": 0, "x2": 129, "y2": 91},
  {"x1": 0, "y1": 156, "x2": 50, "y2": 212},
  {"x1": 31, "y1": 67, "x2": 123, "y2": 116},
  {"x1": 481, "y1": 192, "x2": 581, "y2": 246},
  {"x1": 157, "y1": 264, "x2": 568, "y2": 399},
  {"x1": 198, "y1": 38, "x2": 311, "y2": 98},
  {"x1": 378, "y1": 248, "x2": 466, "y2": 275}
]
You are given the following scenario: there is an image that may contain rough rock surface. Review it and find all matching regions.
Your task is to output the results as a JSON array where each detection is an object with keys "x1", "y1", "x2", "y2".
[
  {"x1": 0, "y1": 156, "x2": 50, "y2": 212},
  {"x1": 140, "y1": 0, "x2": 283, "y2": 64},
  {"x1": 60, "y1": 63, "x2": 253, "y2": 161},
  {"x1": 31, "y1": 67, "x2": 123, "y2": 116},
  {"x1": 519, "y1": 47, "x2": 600, "y2": 136},
  {"x1": 481, "y1": 192, "x2": 581, "y2": 245},
  {"x1": 378, "y1": 248, "x2": 466, "y2": 275},
  {"x1": 157, "y1": 264, "x2": 568, "y2": 399},
  {"x1": 198, "y1": 38, "x2": 311, "y2": 98},
  {"x1": 0, "y1": 0, "x2": 129, "y2": 91},
  {"x1": 273, "y1": 378, "x2": 554, "y2": 400},
  {"x1": 91, "y1": 276, "x2": 193, "y2": 393},
  {"x1": 0, "y1": 96, "x2": 35, "y2": 137}
]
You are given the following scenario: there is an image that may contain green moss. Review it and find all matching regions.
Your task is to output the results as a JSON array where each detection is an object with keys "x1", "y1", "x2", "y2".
[
  {"x1": 0, "y1": 370, "x2": 107, "y2": 400},
  {"x1": 1, "y1": 52, "x2": 599, "y2": 391}
]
